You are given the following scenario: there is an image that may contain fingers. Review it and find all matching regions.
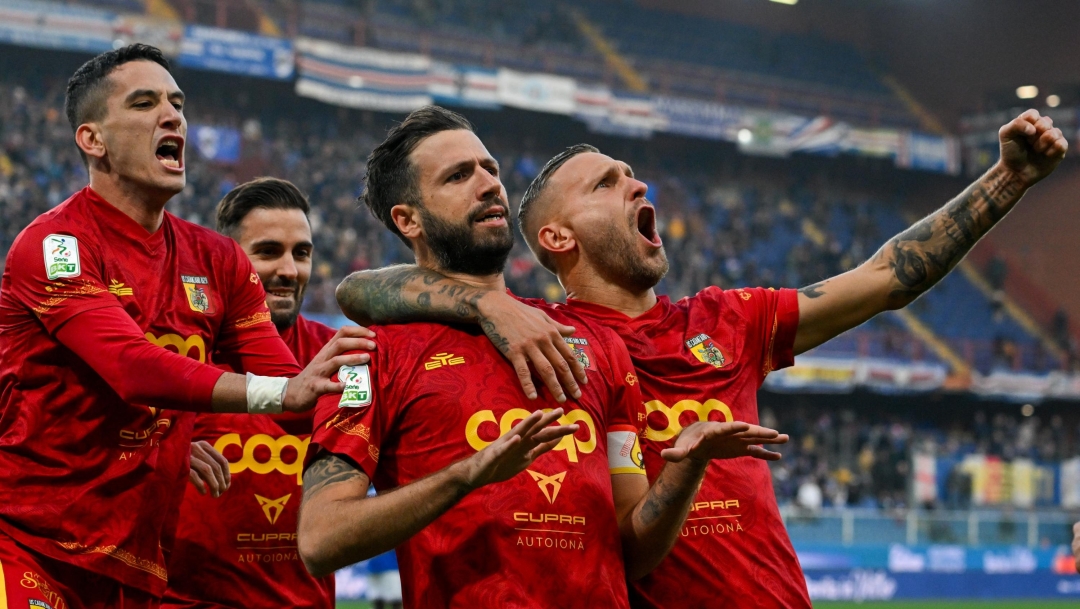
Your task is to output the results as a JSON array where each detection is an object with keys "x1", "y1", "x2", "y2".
[
  {"x1": 1001, "y1": 114, "x2": 1039, "y2": 141},
  {"x1": 551, "y1": 329, "x2": 588, "y2": 386},
  {"x1": 529, "y1": 424, "x2": 579, "y2": 445},
  {"x1": 189, "y1": 459, "x2": 220, "y2": 497},
  {"x1": 505, "y1": 408, "x2": 556, "y2": 440},
  {"x1": 205, "y1": 441, "x2": 232, "y2": 489},
  {"x1": 659, "y1": 446, "x2": 689, "y2": 463},
  {"x1": 1035, "y1": 127, "x2": 1068, "y2": 157},
  {"x1": 330, "y1": 337, "x2": 378, "y2": 353},
  {"x1": 525, "y1": 344, "x2": 567, "y2": 403},
  {"x1": 526, "y1": 435, "x2": 569, "y2": 461},
  {"x1": 334, "y1": 325, "x2": 377, "y2": 339},
  {"x1": 510, "y1": 354, "x2": 540, "y2": 400},
  {"x1": 746, "y1": 445, "x2": 783, "y2": 461},
  {"x1": 539, "y1": 340, "x2": 582, "y2": 400},
  {"x1": 189, "y1": 469, "x2": 207, "y2": 495},
  {"x1": 324, "y1": 352, "x2": 371, "y2": 372}
]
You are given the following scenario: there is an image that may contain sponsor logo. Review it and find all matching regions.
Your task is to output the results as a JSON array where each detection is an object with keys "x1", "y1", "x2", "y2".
[
  {"x1": 338, "y1": 364, "x2": 372, "y2": 407},
  {"x1": 181, "y1": 274, "x2": 215, "y2": 314},
  {"x1": 527, "y1": 470, "x2": 566, "y2": 503},
  {"x1": 513, "y1": 512, "x2": 584, "y2": 526},
  {"x1": 237, "y1": 532, "x2": 297, "y2": 542},
  {"x1": 685, "y1": 333, "x2": 729, "y2": 369},
  {"x1": 625, "y1": 372, "x2": 637, "y2": 386},
  {"x1": 563, "y1": 337, "x2": 592, "y2": 370},
  {"x1": 424, "y1": 352, "x2": 466, "y2": 370},
  {"x1": 145, "y1": 332, "x2": 206, "y2": 363},
  {"x1": 466, "y1": 408, "x2": 596, "y2": 462},
  {"x1": 213, "y1": 433, "x2": 309, "y2": 484},
  {"x1": 690, "y1": 499, "x2": 740, "y2": 512},
  {"x1": 107, "y1": 279, "x2": 133, "y2": 297},
  {"x1": 249, "y1": 273, "x2": 259, "y2": 284},
  {"x1": 804, "y1": 570, "x2": 897, "y2": 602},
  {"x1": 644, "y1": 398, "x2": 733, "y2": 442},
  {"x1": 42, "y1": 234, "x2": 80, "y2": 280},
  {"x1": 255, "y1": 493, "x2": 292, "y2": 525}
]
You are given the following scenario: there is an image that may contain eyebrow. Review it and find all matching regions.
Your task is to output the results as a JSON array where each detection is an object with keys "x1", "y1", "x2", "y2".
[
  {"x1": 124, "y1": 89, "x2": 186, "y2": 104},
  {"x1": 249, "y1": 239, "x2": 314, "y2": 249},
  {"x1": 439, "y1": 156, "x2": 499, "y2": 180}
]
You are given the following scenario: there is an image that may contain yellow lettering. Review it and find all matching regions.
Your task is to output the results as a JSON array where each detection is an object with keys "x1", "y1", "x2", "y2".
[
  {"x1": 145, "y1": 332, "x2": 206, "y2": 363},
  {"x1": 644, "y1": 399, "x2": 733, "y2": 442},
  {"x1": 465, "y1": 408, "x2": 597, "y2": 463},
  {"x1": 214, "y1": 433, "x2": 309, "y2": 484}
]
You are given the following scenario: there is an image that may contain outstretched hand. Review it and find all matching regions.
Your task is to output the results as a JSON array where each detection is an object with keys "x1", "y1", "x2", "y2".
[
  {"x1": 661, "y1": 421, "x2": 788, "y2": 463},
  {"x1": 461, "y1": 408, "x2": 579, "y2": 489},
  {"x1": 477, "y1": 292, "x2": 588, "y2": 402},
  {"x1": 283, "y1": 325, "x2": 375, "y2": 413},
  {"x1": 999, "y1": 109, "x2": 1068, "y2": 187}
]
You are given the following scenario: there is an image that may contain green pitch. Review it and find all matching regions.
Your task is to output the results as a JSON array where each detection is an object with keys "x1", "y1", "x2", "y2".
[{"x1": 339, "y1": 602, "x2": 1071, "y2": 608}]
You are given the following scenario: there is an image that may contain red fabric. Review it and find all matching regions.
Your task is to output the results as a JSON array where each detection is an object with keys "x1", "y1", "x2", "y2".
[
  {"x1": 0, "y1": 530, "x2": 158, "y2": 609},
  {"x1": 163, "y1": 316, "x2": 336, "y2": 609},
  {"x1": 564, "y1": 287, "x2": 811, "y2": 609},
  {"x1": 0, "y1": 187, "x2": 291, "y2": 596},
  {"x1": 310, "y1": 305, "x2": 643, "y2": 609}
]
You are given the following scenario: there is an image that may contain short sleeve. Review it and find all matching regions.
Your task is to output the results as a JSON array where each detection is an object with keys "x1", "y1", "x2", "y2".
[
  {"x1": 598, "y1": 326, "x2": 646, "y2": 477},
  {"x1": 5, "y1": 227, "x2": 120, "y2": 333},
  {"x1": 309, "y1": 348, "x2": 387, "y2": 481},
  {"x1": 699, "y1": 286, "x2": 800, "y2": 385}
]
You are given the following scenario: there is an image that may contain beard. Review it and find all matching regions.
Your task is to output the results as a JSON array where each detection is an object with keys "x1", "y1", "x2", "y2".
[
  {"x1": 268, "y1": 281, "x2": 305, "y2": 331},
  {"x1": 420, "y1": 199, "x2": 514, "y2": 276},
  {"x1": 590, "y1": 218, "x2": 669, "y2": 293}
]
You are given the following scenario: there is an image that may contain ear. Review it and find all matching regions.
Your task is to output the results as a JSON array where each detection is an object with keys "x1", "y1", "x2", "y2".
[
  {"x1": 75, "y1": 123, "x2": 106, "y2": 162},
  {"x1": 537, "y1": 223, "x2": 575, "y2": 257},
  {"x1": 390, "y1": 204, "x2": 422, "y2": 241}
]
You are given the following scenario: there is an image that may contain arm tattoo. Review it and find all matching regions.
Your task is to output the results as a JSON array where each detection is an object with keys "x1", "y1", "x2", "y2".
[
  {"x1": 881, "y1": 165, "x2": 1025, "y2": 308},
  {"x1": 638, "y1": 475, "x2": 686, "y2": 528},
  {"x1": 798, "y1": 281, "x2": 828, "y2": 299},
  {"x1": 302, "y1": 452, "x2": 363, "y2": 501}
]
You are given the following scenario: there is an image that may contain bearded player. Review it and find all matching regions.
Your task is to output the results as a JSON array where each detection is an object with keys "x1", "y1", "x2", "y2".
[
  {"x1": 335, "y1": 109, "x2": 1067, "y2": 607},
  {"x1": 162, "y1": 178, "x2": 343, "y2": 608},
  {"x1": 0, "y1": 46, "x2": 368, "y2": 608},
  {"x1": 297, "y1": 106, "x2": 788, "y2": 608}
]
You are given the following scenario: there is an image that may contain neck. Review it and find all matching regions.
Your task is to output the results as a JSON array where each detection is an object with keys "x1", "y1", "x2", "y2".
[
  {"x1": 89, "y1": 173, "x2": 171, "y2": 233},
  {"x1": 414, "y1": 250, "x2": 507, "y2": 292},
  {"x1": 561, "y1": 265, "x2": 657, "y2": 318}
]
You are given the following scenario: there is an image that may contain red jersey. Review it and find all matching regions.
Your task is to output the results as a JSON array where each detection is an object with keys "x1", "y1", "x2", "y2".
[
  {"x1": 563, "y1": 287, "x2": 811, "y2": 609},
  {"x1": 163, "y1": 315, "x2": 337, "y2": 608},
  {"x1": 0, "y1": 187, "x2": 298, "y2": 596},
  {"x1": 310, "y1": 303, "x2": 646, "y2": 609}
]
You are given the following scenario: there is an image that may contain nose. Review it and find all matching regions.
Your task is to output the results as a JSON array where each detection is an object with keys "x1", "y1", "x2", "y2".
[
  {"x1": 277, "y1": 255, "x2": 298, "y2": 281},
  {"x1": 476, "y1": 166, "x2": 504, "y2": 201},
  {"x1": 629, "y1": 177, "x2": 648, "y2": 202},
  {"x1": 160, "y1": 100, "x2": 183, "y2": 130}
]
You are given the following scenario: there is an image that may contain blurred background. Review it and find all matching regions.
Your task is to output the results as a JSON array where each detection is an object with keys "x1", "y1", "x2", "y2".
[{"x1": 2, "y1": 0, "x2": 1080, "y2": 605}]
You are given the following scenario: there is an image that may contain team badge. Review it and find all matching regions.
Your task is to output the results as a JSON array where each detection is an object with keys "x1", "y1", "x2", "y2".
[
  {"x1": 181, "y1": 275, "x2": 216, "y2": 314},
  {"x1": 339, "y1": 364, "x2": 372, "y2": 407},
  {"x1": 255, "y1": 493, "x2": 291, "y2": 525},
  {"x1": 686, "y1": 333, "x2": 729, "y2": 369},
  {"x1": 564, "y1": 337, "x2": 593, "y2": 370},
  {"x1": 42, "y1": 234, "x2": 81, "y2": 280}
]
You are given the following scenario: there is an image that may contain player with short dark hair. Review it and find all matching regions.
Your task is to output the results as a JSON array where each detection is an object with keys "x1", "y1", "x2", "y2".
[
  {"x1": 334, "y1": 109, "x2": 1067, "y2": 608},
  {"x1": 297, "y1": 106, "x2": 787, "y2": 608},
  {"x1": 0, "y1": 46, "x2": 367, "y2": 608},
  {"x1": 162, "y1": 177, "x2": 341, "y2": 608}
]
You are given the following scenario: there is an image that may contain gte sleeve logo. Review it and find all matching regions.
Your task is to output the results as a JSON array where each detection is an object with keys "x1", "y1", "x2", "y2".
[
  {"x1": 339, "y1": 364, "x2": 372, "y2": 407},
  {"x1": 43, "y1": 234, "x2": 81, "y2": 280}
]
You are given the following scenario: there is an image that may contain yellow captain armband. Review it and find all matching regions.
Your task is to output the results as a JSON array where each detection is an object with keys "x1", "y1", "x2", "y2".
[{"x1": 607, "y1": 427, "x2": 646, "y2": 475}]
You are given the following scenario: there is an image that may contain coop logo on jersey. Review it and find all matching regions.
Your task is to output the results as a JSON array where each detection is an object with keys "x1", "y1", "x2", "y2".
[
  {"x1": 338, "y1": 364, "x2": 372, "y2": 407},
  {"x1": 563, "y1": 337, "x2": 593, "y2": 370},
  {"x1": 685, "y1": 333, "x2": 730, "y2": 368},
  {"x1": 42, "y1": 234, "x2": 81, "y2": 280},
  {"x1": 181, "y1": 275, "x2": 216, "y2": 314}
]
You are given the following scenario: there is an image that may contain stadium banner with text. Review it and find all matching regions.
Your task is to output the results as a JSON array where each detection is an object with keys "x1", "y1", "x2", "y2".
[
  {"x1": 295, "y1": 38, "x2": 433, "y2": 112},
  {"x1": 577, "y1": 90, "x2": 667, "y2": 139},
  {"x1": 763, "y1": 357, "x2": 947, "y2": 394},
  {"x1": 896, "y1": 131, "x2": 962, "y2": 175},
  {"x1": 112, "y1": 15, "x2": 183, "y2": 57},
  {"x1": 179, "y1": 25, "x2": 294, "y2": 80},
  {"x1": 0, "y1": 0, "x2": 116, "y2": 54},
  {"x1": 969, "y1": 369, "x2": 1080, "y2": 403},
  {"x1": 496, "y1": 68, "x2": 576, "y2": 115},
  {"x1": 189, "y1": 125, "x2": 241, "y2": 164}
]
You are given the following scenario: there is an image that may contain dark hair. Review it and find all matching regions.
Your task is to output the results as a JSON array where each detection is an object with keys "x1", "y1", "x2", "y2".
[
  {"x1": 65, "y1": 44, "x2": 172, "y2": 163},
  {"x1": 216, "y1": 177, "x2": 311, "y2": 237},
  {"x1": 517, "y1": 143, "x2": 599, "y2": 271},
  {"x1": 361, "y1": 106, "x2": 473, "y2": 247}
]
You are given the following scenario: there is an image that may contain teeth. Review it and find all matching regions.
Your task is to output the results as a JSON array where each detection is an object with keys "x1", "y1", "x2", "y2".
[{"x1": 161, "y1": 159, "x2": 180, "y2": 168}]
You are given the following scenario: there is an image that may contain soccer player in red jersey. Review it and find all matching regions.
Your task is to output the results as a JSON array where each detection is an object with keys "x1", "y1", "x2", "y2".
[
  {"x1": 297, "y1": 107, "x2": 787, "y2": 608},
  {"x1": 334, "y1": 110, "x2": 1068, "y2": 608},
  {"x1": 163, "y1": 178, "x2": 337, "y2": 608},
  {"x1": 0, "y1": 46, "x2": 368, "y2": 608}
]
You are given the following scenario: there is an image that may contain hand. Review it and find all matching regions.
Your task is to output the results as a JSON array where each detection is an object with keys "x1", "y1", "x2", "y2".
[
  {"x1": 459, "y1": 408, "x2": 579, "y2": 490},
  {"x1": 660, "y1": 421, "x2": 789, "y2": 463},
  {"x1": 283, "y1": 325, "x2": 376, "y2": 413},
  {"x1": 998, "y1": 110, "x2": 1068, "y2": 187},
  {"x1": 189, "y1": 440, "x2": 231, "y2": 497},
  {"x1": 477, "y1": 292, "x2": 587, "y2": 402},
  {"x1": 1073, "y1": 522, "x2": 1080, "y2": 573}
]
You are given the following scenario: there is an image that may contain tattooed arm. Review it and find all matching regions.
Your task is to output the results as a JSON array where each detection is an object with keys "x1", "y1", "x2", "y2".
[
  {"x1": 336, "y1": 265, "x2": 587, "y2": 401},
  {"x1": 614, "y1": 421, "x2": 789, "y2": 579},
  {"x1": 297, "y1": 409, "x2": 577, "y2": 577},
  {"x1": 793, "y1": 110, "x2": 1068, "y2": 355}
]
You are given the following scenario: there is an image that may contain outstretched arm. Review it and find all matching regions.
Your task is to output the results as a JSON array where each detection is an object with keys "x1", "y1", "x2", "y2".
[
  {"x1": 793, "y1": 110, "x2": 1068, "y2": 355},
  {"x1": 337, "y1": 266, "x2": 587, "y2": 401},
  {"x1": 298, "y1": 409, "x2": 577, "y2": 576},
  {"x1": 613, "y1": 422, "x2": 789, "y2": 579}
]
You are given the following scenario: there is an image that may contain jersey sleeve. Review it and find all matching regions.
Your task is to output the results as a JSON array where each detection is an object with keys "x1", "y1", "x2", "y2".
[
  {"x1": 213, "y1": 241, "x2": 302, "y2": 377},
  {"x1": 700, "y1": 286, "x2": 800, "y2": 385},
  {"x1": 6, "y1": 226, "x2": 121, "y2": 332},
  {"x1": 598, "y1": 326, "x2": 647, "y2": 477},
  {"x1": 309, "y1": 346, "x2": 387, "y2": 481}
]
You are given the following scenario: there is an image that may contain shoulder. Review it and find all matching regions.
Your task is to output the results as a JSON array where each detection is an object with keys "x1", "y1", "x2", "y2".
[
  {"x1": 682, "y1": 285, "x2": 774, "y2": 316},
  {"x1": 167, "y1": 213, "x2": 240, "y2": 254},
  {"x1": 297, "y1": 315, "x2": 338, "y2": 344}
]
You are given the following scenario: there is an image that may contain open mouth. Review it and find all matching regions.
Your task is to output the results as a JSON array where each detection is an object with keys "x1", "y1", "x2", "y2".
[
  {"x1": 635, "y1": 204, "x2": 662, "y2": 247},
  {"x1": 155, "y1": 136, "x2": 184, "y2": 171},
  {"x1": 473, "y1": 204, "x2": 508, "y2": 226}
]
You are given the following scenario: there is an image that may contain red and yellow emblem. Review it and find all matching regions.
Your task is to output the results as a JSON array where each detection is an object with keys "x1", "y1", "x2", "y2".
[
  {"x1": 181, "y1": 274, "x2": 215, "y2": 315},
  {"x1": 685, "y1": 333, "x2": 730, "y2": 369},
  {"x1": 564, "y1": 336, "x2": 593, "y2": 370}
]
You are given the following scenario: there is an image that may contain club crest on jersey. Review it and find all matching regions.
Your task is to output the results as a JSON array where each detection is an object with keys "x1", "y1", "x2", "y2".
[
  {"x1": 181, "y1": 275, "x2": 215, "y2": 314},
  {"x1": 43, "y1": 234, "x2": 81, "y2": 280},
  {"x1": 563, "y1": 337, "x2": 593, "y2": 370},
  {"x1": 686, "y1": 333, "x2": 729, "y2": 369},
  {"x1": 339, "y1": 364, "x2": 372, "y2": 407}
]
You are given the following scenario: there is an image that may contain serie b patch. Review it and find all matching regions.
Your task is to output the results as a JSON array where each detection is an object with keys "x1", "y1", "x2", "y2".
[
  {"x1": 685, "y1": 333, "x2": 730, "y2": 369},
  {"x1": 43, "y1": 234, "x2": 81, "y2": 280},
  {"x1": 339, "y1": 364, "x2": 372, "y2": 408}
]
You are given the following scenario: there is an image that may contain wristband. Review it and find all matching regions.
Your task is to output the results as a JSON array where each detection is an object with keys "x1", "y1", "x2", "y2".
[{"x1": 246, "y1": 373, "x2": 288, "y2": 414}]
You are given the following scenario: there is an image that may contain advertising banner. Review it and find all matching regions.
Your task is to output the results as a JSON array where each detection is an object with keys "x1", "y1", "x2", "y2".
[
  {"x1": 294, "y1": 37, "x2": 432, "y2": 112},
  {"x1": 0, "y1": 0, "x2": 115, "y2": 54},
  {"x1": 496, "y1": 69, "x2": 576, "y2": 115},
  {"x1": 179, "y1": 25, "x2": 294, "y2": 80},
  {"x1": 764, "y1": 357, "x2": 947, "y2": 394}
]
